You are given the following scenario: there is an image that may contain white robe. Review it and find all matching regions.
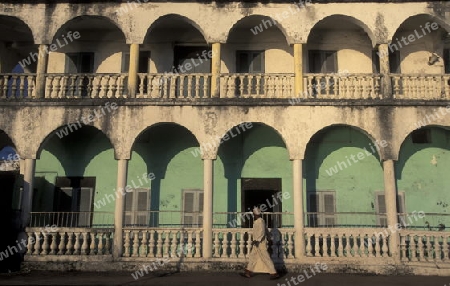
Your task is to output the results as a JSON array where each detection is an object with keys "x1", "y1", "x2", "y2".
[{"x1": 246, "y1": 217, "x2": 276, "y2": 274}]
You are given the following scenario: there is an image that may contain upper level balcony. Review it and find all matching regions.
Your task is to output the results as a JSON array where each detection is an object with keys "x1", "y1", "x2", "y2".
[{"x1": 1, "y1": 7, "x2": 450, "y2": 103}]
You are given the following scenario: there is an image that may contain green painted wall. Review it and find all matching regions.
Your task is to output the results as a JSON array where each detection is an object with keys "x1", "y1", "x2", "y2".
[
  {"x1": 396, "y1": 127, "x2": 450, "y2": 230},
  {"x1": 304, "y1": 126, "x2": 385, "y2": 227}
]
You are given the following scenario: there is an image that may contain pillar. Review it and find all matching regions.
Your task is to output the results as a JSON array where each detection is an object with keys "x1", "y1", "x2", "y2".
[
  {"x1": 211, "y1": 43, "x2": 221, "y2": 98},
  {"x1": 20, "y1": 158, "x2": 35, "y2": 228},
  {"x1": 35, "y1": 44, "x2": 48, "y2": 98},
  {"x1": 292, "y1": 159, "x2": 305, "y2": 259},
  {"x1": 128, "y1": 43, "x2": 139, "y2": 98},
  {"x1": 202, "y1": 158, "x2": 214, "y2": 258},
  {"x1": 383, "y1": 159, "x2": 400, "y2": 259},
  {"x1": 293, "y1": 43, "x2": 304, "y2": 98},
  {"x1": 113, "y1": 159, "x2": 128, "y2": 259},
  {"x1": 378, "y1": 44, "x2": 392, "y2": 98}
]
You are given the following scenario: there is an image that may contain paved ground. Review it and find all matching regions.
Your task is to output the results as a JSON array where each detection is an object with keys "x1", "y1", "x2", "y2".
[{"x1": 0, "y1": 271, "x2": 449, "y2": 286}]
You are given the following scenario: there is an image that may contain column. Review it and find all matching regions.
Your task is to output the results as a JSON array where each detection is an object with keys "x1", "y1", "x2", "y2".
[
  {"x1": 35, "y1": 44, "x2": 49, "y2": 98},
  {"x1": 293, "y1": 43, "x2": 304, "y2": 98},
  {"x1": 292, "y1": 159, "x2": 305, "y2": 259},
  {"x1": 211, "y1": 43, "x2": 221, "y2": 98},
  {"x1": 383, "y1": 159, "x2": 400, "y2": 259},
  {"x1": 128, "y1": 43, "x2": 139, "y2": 98},
  {"x1": 378, "y1": 44, "x2": 392, "y2": 98},
  {"x1": 20, "y1": 158, "x2": 35, "y2": 228},
  {"x1": 202, "y1": 158, "x2": 213, "y2": 258},
  {"x1": 113, "y1": 159, "x2": 128, "y2": 259}
]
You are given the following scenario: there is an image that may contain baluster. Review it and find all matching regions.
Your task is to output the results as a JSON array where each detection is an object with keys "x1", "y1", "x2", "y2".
[
  {"x1": 314, "y1": 234, "x2": 320, "y2": 257},
  {"x1": 382, "y1": 235, "x2": 389, "y2": 258},
  {"x1": 238, "y1": 75, "x2": 245, "y2": 97},
  {"x1": 10, "y1": 75, "x2": 18, "y2": 97},
  {"x1": 104, "y1": 232, "x2": 111, "y2": 255},
  {"x1": 322, "y1": 234, "x2": 333, "y2": 257},
  {"x1": 228, "y1": 76, "x2": 236, "y2": 98},
  {"x1": 330, "y1": 234, "x2": 336, "y2": 257},
  {"x1": 444, "y1": 235, "x2": 450, "y2": 261},
  {"x1": 412, "y1": 235, "x2": 418, "y2": 262},
  {"x1": 337, "y1": 234, "x2": 343, "y2": 257},
  {"x1": 140, "y1": 230, "x2": 148, "y2": 257},
  {"x1": 155, "y1": 230, "x2": 163, "y2": 257},
  {"x1": 110, "y1": 75, "x2": 118, "y2": 98},
  {"x1": 238, "y1": 231, "x2": 245, "y2": 258},
  {"x1": 89, "y1": 232, "x2": 96, "y2": 255},
  {"x1": 18, "y1": 75, "x2": 25, "y2": 98},
  {"x1": 148, "y1": 230, "x2": 155, "y2": 258},
  {"x1": 221, "y1": 232, "x2": 229, "y2": 258},
  {"x1": 73, "y1": 232, "x2": 81, "y2": 255},
  {"x1": 368, "y1": 234, "x2": 375, "y2": 257},
  {"x1": 187, "y1": 231, "x2": 194, "y2": 258},
  {"x1": 288, "y1": 232, "x2": 294, "y2": 259},
  {"x1": 213, "y1": 232, "x2": 220, "y2": 257},
  {"x1": 49, "y1": 233, "x2": 57, "y2": 255},
  {"x1": 168, "y1": 231, "x2": 175, "y2": 257},
  {"x1": 194, "y1": 76, "x2": 200, "y2": 98},
  {"x1": 27, "y1": 232, "x2": 35, "y2": 255},
  {"x1": 375, "y1": 234, "x2": 381, "y2": 257},
  {"x1": 66, "y1": 232, "x2": 74, "y2": 255},
  {"x1": 418, "y1": 235, "x2": 424, "y2": 261},
  {"x1": 97, "y1": 232, "x2": 104, "y2": 255},
  {"x1": 33, "y1": 232, "x2": 41, "y2": 255},
  {"x1": 305, "y1": 233, "x2": 312, "y2": 256},
  {"x1": 426, "y1": 235, "x2": 432, "y2": 261},
  {"x1": 81, "y1": 232, "x2": 88, "y2": 255},
  {"x1": 56, "y1": 232, "x2": 65, "y2": 255},
  {"x1": 177, "y1": 231, "x2": 184, "y2": 257},
  {"x1": 124, "y1": 231, "x2": 131, "y2": 257},
  {"x1": 137, "y1": 74, "x2": 144, "y2": 98},
  {"x1": 132, "y1": 230, "x2": 140, "y2": 257},
  {"x1": 41, "y1": 232, "x2": 50, "y2": 255},
  {"x1": 195, "y1": 230, "x2": 202, "y2": 258},
  {"x1": 118, "y1": 75, "x2": 126, "y2": 97}
]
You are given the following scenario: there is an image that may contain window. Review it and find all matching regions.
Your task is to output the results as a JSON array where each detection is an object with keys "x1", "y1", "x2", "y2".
[
  {"x1": 182, "y1": 189, "x2": 203, "y2": 227},
  {"x1": 121, "y1": 51, "x2": 151, "y2": 73},
  {"x1": 375, "y1": 191, "x2": 405, "y2": 227},
  {"x1": 309, "y1": 50, "x2": 337, "y2": 73},
  {"x1": 53, "y1": 187, "x2": 94, "y2": 227},
  {"x1": 444, "y1": 49, "x2": 450, "y2": 73},
  {"x1": 308, "y1": 50, "x2": 337, "y2": 96},
  {"x1": 124, "y1": 188, "x2": 150, "y2": 226},
  {"x1": 65, "y1": 52, "x2": 94, "y2": 73},
  {"x1": 308, "y1": 191, "x2": 336, "y2": 227},
  {"x1": 389, "y1": 50, "x2": 401, "y2": 73},
  {"x1": 236, "y1": 51, "x2": 265, "y2": 73},
  {"x1": 235, "y1": 51, "x2": 265, "y2": 96}
]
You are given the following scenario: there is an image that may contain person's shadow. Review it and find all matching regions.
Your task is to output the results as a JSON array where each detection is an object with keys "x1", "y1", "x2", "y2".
[{"x1": 268, "y1": 227, "x2": 288, "y2": 278}]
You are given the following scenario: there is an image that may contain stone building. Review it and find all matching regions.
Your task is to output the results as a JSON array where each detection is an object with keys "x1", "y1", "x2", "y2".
[{"x1": 0, "y1": 0, "x2": 449, "y2": 275}]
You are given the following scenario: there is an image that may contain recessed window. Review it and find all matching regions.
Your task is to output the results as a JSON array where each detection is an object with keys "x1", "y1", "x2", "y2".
[{"x1": 411, "y1": 129, "x2": 431, "y2": 144}]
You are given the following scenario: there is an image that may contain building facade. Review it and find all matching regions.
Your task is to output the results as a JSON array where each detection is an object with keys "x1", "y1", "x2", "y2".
[{"x1": 0, "y1": 0, "x2": 449, "y2": 274}]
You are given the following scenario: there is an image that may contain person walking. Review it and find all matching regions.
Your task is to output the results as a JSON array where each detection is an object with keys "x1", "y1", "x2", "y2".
[{"x1": 241, "y1": 206, "x2": 279, "y2": 279}]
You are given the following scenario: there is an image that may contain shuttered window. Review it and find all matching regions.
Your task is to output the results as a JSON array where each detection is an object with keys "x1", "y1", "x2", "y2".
[
  {"x1": 308, "y1": 191, "x2": 336, "y2": 227},
  {"x1": 182, "y1": 189, "x2": 203, "y2": 227},
  {"x1": 54, "y1": 187, "x2": 93, "y2": 227},
  {"x1": 124, "y1": 188, "x2": 150, "y2": 227},
  {"x1": 375, "y1": 191, "x2": 405, "y2": 227}
]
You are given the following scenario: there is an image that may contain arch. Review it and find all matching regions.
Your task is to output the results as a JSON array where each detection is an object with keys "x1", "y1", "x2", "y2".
[
  {"x1": 303, "y1": 124, "x2": 382, "y2": 159},
  {"x1": 390, "y1": 13, "x2": 450, "y2": 42},
  {"x1": 306, "y1": 14, "x2": 376, "y2": 47},
  {"x1": 226, "y1": 14, "x2": 290, "y2": 44},
  {"x1": 0, "y1": 129, "x2": 18, "y2": 157},
  {"x1": 51, "y1": 15, "x2": 127, "y2": 43},
  {"x1": 36, "y1": 124, "x2": 115, "y2": 160},
  {"x1": 0, "y1": 14, "x2": 35, "y2": 42},
  {"x1": 145, "y1": 14, "x2": 208, "y2": 43},
  {"x1": 215, "y1": 121, "x2": 291, "y2": 159}
]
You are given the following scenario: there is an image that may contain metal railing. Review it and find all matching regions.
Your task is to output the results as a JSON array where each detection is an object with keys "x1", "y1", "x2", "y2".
[{"x1": 29, "y1": 211, "x2": 114, "y2": 228}]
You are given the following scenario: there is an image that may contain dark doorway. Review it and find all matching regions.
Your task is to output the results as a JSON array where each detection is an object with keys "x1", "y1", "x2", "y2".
[
  {"x1": 0, "y1": 172, "x2": 20, "y2": 272},
  {"x1": 241, "y1": 178, "x2": 282, "y2": 228}
]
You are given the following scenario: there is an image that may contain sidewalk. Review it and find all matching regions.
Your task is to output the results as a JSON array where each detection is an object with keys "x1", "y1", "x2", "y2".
[{"x1": 0, "y1": 271, "x2": 449, "y2": 286}]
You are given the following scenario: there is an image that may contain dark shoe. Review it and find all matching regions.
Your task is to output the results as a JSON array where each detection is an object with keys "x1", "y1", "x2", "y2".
[
  {"x1": 240, "y1": 270, "x2": 252, "y2": 278},
  {"x1": 269, "y1": 273, "x2": 280, "y2": 280}
]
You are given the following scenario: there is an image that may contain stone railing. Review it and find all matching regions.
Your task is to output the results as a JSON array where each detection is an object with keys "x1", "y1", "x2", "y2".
[
  {"x1": 400, "y1": 231, "x2": 450, "y2": 262},
  {"x1": 220, "y1": 73, "x2": 294, "y2": 98},
  {"x1": 122, "y1": 228, "x2": 202, "y2": 258},
  {"x1": 45, "y1": 73, "x2": 128, "y2": 98},
  {"x1": 304, "y1": 227, "x2": 390, "y2": 258},
  {"x1": 0, "y1": 73, "x2": 36, "y2": 98},
  {"x1": 302, "y1": 73, "x2": 382, "y2": 99},
  {"x1": 392, "y1": 74, "x2": 450, "y2": 100},
  {"x1": 212, "y1": 228, "x2": 295, "y2": 260},
  {"x1": 137, "y1": 73, "x2": 212, "y2": 99},
  {"x1": 25, "y1": 227, "x2": 113, "y2": 256}
]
